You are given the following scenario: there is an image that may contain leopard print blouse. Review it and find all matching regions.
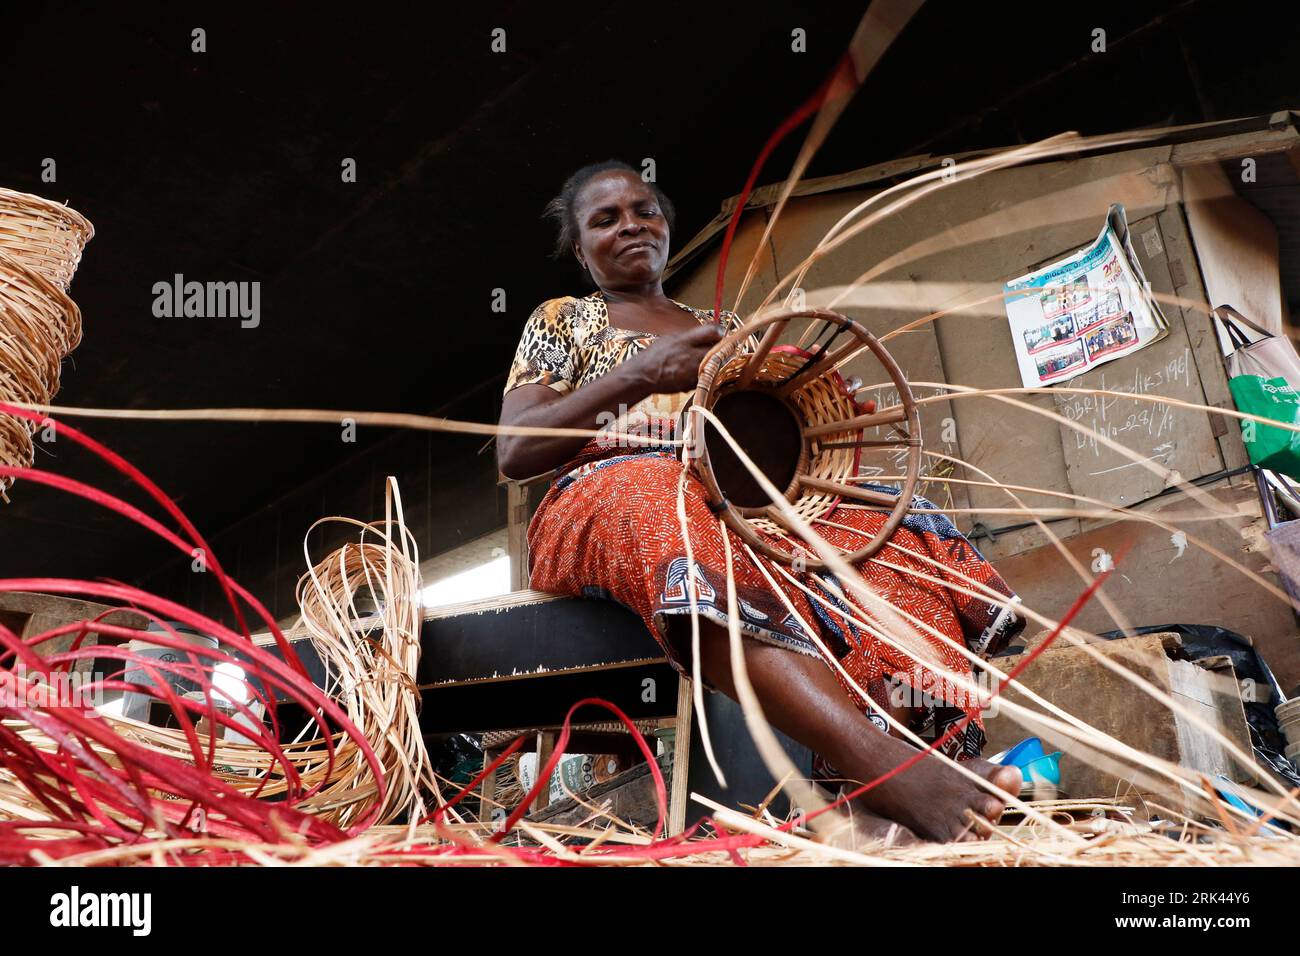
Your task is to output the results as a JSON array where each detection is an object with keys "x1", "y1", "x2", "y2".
[{"x1": 503, "y1": 290, "x2": 754, "y2": 446}]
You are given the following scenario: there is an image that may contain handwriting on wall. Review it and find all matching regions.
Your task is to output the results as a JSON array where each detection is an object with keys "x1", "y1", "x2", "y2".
[{"x1": 1058, "y1": 347, "x2": 1192, "y2": 459}]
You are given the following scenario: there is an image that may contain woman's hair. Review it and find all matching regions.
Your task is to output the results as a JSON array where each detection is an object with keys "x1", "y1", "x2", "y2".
[{"x1": 542, "y1": 159, "x2": 677, "y2": 262}]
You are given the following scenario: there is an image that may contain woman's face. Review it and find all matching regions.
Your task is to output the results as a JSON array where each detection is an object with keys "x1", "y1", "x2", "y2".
[{"x1": 571, "y1": 170, "x2": 670, "y2": 289}]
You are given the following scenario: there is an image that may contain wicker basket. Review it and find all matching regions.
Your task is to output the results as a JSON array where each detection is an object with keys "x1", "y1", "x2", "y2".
[
  {"x1": 0, "y1": 187, "x2": 93, "y2": 500},
  {"x1": 684, "y1": 308, "x2": 922, "y2": 568},
  {"x1": 0, "y1": 186, "x2": 95, "y2": 292}
]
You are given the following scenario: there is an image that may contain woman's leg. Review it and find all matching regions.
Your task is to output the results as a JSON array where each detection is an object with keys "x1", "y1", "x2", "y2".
[{"x1": 676, "y1": 615, "x2": 1023, "y2": 843}]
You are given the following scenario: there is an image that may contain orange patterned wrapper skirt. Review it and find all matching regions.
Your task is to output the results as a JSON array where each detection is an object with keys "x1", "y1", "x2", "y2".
[{"x1": 526, "y1": 435, "x2": 1025, "y2": 767}]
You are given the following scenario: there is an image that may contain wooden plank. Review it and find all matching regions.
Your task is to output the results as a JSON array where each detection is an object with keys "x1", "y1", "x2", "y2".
[
  {"x1": 416, "y1": 594, "x2": 665, "y2": 686},
  {"x1": 535, "y1": 732, "x2": 555, "y2": 811},
  {"x1": 482, "y1": 720, "x2": 670, "y2": 748},
  {"x1": 1156, "y1": 205, "x2": 1251, "y2": 472},
  {"x1": 245, "y1": 595, "x2": 672, "y2": 701},
  {"x1": 418, "y1": 664, "x2": 679, "y2": 735},
  {"x1": 1051, "y1": 213, "x2": 1224, "y2": 514},
  {"x1": 506, "y1": 481, "x2": 529, "y2": 592},
  {"x1": 1237, "y1": 149, "x2": 1300, "y2": 317},
  {"x1": 423, "y1": 588, "x2": 565, "y2": 620},
  {"x1": 419, "y1": 657, "x2": 666, "y2": 690},
  {"x1": 983, "y1": 633, "x2": 1255, "y2": 810},
  {"x1": 479, "y1": 747, "x2": 501, "y2": 823},
  {"x1": 251, "y1": 587, "x2": 569, "y2": 645},
  {"x1": 669, "y1": 674, "x2": 692, "y2": 836},
  {"x1": 500, "y1": 474, "x2": 555, "y2": 592},
  {"x1": 1, "y1": 591, "x2": 149, "y2": 676},
  {"x1": 1169, "y1": 656, "x2": 1255, "y2": 786},
  {"x1": 1170, "y1": 123, "x2": 1300, "y2": 169},
  {"x1": 665, "y1": 114, "x2": 1295, "y2": 280},
  {"x1": 0, "y1": 590, "x2": 147, "y2": 629},
  {"x1": 1181, "y1": 161, "x2": 1288, "y2": 340}
]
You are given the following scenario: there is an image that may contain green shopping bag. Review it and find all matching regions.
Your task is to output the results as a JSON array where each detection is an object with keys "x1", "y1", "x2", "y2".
[
  {"x1": 1230, "y1": 375, "x2": 1300, "y2": 474},
  {"x1": 1220, "y1": 306, "x2": 1300, "y2": 480}
]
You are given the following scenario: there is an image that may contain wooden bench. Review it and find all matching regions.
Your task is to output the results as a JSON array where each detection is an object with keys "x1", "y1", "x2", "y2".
[{"x1": 253, "y1": 588, "x2": 812, "y2": 835}]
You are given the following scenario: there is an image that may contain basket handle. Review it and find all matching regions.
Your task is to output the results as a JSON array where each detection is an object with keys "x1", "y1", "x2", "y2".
[{"x1": 1214, "y1": 304, "x2": 1273, "y2": 350}]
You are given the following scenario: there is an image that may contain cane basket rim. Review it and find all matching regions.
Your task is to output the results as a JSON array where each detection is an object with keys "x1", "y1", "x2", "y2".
[{"x1": 685, "y1": 307, "x2": 922, "y2": 569}]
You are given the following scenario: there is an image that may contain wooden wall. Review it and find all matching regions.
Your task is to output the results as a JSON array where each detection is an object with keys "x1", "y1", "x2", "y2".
[{"x1": 667, "y1": 128, "x2": 1300, "y2": 689}]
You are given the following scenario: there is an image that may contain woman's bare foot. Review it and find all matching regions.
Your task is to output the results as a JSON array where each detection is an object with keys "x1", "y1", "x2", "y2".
[
  {"x1": 686, "y1": 619, "x2": 1021, "y2": 845},
  {"x1": 841, "y1": 735, "x2": 1023, "y2": 842}
]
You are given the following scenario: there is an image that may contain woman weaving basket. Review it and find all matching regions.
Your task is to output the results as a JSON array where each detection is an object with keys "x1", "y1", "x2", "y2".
[{"x1": 497, "y1": 161, "x2": 1027, "y2": 843}]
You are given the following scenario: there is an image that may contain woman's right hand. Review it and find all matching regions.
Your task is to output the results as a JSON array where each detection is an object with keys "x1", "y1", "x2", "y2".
[{"x1": 633, "y1": 323, "x2": 728, "y2": 393}]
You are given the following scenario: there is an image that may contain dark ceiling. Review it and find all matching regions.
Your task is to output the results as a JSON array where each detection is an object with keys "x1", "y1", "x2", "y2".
[{"x1": 2, "y1": 0, "x2": 1298, "y2": 588}]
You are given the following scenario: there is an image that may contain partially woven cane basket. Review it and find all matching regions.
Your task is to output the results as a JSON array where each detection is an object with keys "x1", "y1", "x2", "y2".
[
  {"x1": 0, "y1": 186, "x2": 95, "y2": 292},
  {"x1": 683, "y1": 308, "x2": 922, "y2": 569},
  {"x1": 0, "y1": 187, "x2": 94, "y2": 500}
]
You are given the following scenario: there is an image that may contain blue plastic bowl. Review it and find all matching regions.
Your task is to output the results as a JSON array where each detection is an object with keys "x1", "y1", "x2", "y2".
[{"x1": 995, "y1": 737, "x2": 1063, "y2": 787}]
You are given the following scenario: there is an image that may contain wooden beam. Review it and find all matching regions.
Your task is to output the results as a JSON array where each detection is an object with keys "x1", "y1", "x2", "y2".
[{"x1": 669, "y1": 674, "x2": 693, "y2": 837}]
